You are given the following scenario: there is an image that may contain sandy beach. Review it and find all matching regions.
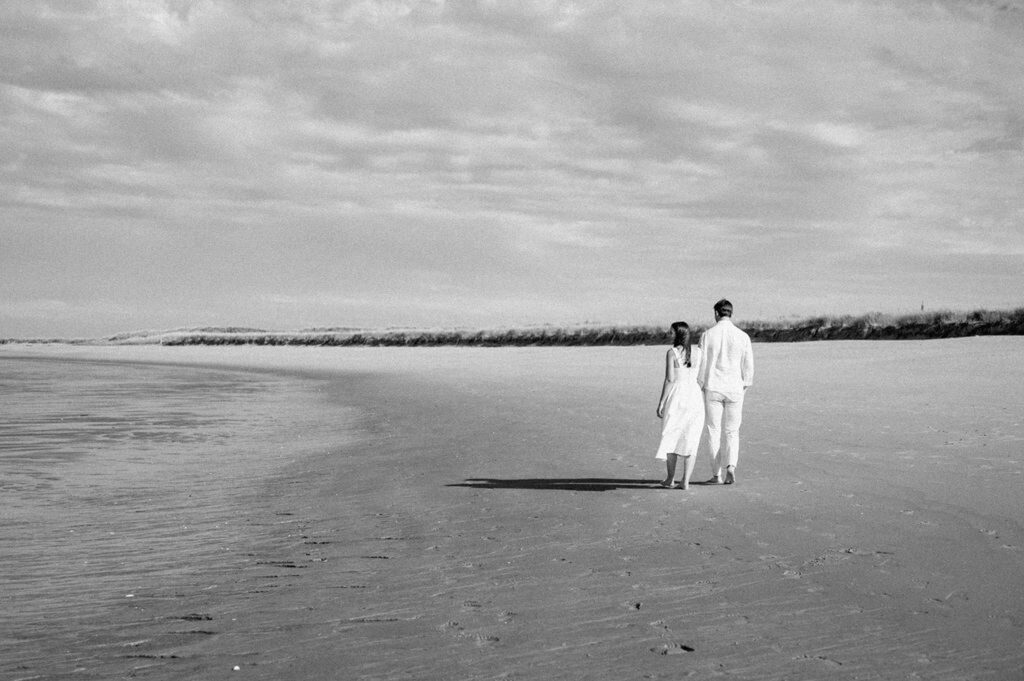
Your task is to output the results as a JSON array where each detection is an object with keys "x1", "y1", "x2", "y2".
[{"x1": 2, "y1": 338, "x2": 1023, "y2": 680}]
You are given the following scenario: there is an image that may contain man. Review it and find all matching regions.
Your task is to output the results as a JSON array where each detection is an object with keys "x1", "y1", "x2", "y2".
[{"x1": 696, "y1": 299, "x2": 754, "y2": 485}]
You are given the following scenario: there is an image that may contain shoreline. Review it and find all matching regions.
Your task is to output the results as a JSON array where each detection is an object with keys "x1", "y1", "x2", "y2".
[{"x1": 3, "y1": 339, "x2": 1023, "y2": 679}]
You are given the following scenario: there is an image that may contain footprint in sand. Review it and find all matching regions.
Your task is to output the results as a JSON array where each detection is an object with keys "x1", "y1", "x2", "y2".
[
  {"x1": 795, "y1": 654, "x2": 842, "y2": 667},
  {"x1": 440, "y1": 620, "x2": 500, "y2": 646},
  {"x1": 649, "y1": 620, "x2": 695, "y2": 655},
  {"x1": 651, "y1": 642, "x2": 695, "y2": 655},
  {"x1": 475, "y1": 634, "x2": 500, "y2": 645},
  {"x1": 440, "y1": 620, "x2": 464, "y2": 634}
]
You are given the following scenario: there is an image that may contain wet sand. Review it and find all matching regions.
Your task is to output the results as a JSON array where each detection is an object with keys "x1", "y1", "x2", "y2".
[{"x1": 2, "y1": 338, "x2": 1023, "y2": 680}]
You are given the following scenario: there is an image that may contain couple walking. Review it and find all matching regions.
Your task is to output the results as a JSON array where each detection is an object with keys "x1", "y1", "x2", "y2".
[{"x1": 655, "y1": 299, "x2": 754, "y2": 490}]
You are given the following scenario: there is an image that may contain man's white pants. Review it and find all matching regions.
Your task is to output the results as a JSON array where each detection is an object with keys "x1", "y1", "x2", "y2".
[{"x1": 701, "y1": 390, "x2": 744, "y2": 476}]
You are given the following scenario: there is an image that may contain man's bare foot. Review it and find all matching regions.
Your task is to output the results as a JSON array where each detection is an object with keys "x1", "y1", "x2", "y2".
[
  {"x1": 659, "y1": 479, "x2": 679, "y2": 489},
  {"x1": 704, "y1": 475, "x2": 721, "y2": 484}
]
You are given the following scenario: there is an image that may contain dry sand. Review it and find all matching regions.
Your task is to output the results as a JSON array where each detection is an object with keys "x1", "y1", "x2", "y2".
[{"x1": 2, "y1": 338, "x2": 1023, "y2": 680}]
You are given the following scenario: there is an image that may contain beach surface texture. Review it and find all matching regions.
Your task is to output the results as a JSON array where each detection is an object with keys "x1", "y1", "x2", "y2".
[{"x1": 2, "y1": 338, "x2": 1023, "y2": 680}]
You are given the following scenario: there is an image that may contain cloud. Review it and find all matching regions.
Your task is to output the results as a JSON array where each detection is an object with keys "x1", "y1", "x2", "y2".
[{"x1": 0, "y1": 0, "x2": 1022, "y2": 336}]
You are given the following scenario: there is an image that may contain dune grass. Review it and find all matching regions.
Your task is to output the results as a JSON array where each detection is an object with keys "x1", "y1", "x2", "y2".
[
  {"x1": 741, "y1": 307, "x2": 1024, "y2": 342},
  {"x1": 3, "y1": 307, "x2": 1022, "y2": 347},
  {"x1": 145, "y1": 323, "x2": 669, "y2": 347}
]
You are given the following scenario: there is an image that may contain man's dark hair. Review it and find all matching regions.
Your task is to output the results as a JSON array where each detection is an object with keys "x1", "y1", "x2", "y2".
[{"x1": 714, "y1": 298, "x2": 733, "y2": 317}]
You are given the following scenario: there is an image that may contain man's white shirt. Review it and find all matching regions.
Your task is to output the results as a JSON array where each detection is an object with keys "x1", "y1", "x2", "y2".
[{"x1": 696, "y1": 318, "x2": 754, "y2": 397}]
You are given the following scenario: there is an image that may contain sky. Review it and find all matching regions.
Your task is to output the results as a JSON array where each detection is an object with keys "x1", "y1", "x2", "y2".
[{"x1": 2, "y1": 0, "x2": 1023, "y2": 338}]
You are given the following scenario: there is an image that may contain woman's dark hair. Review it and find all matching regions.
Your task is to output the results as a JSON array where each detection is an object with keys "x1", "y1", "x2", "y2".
[{"x1": 670, "y1": 321, "x2": 692, "y2": 367}]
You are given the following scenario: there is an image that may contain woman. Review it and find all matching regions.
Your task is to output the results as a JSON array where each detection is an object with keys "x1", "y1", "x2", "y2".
[{"x1": 655, "y1": 321, "x2": 704, "y2": 489}]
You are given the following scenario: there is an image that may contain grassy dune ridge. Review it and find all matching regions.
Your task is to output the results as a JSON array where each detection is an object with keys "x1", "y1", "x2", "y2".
[
  {"x1": 4, "y1": 307, "x2": 1022, "y2": 346},
  {"x1": 742, "y1": 307, "x2": 1024, "y2": 342}
]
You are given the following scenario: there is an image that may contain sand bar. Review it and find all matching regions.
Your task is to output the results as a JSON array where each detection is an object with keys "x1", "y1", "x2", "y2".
[{"x1": 2, "y1": 338, "x2": 1022, "y2": 680}]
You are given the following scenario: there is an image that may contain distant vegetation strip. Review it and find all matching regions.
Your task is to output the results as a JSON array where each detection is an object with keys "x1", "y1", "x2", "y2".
[
  {"x1": 3, "y1": 308, "x2": 1022, "y2": 346},
  {"x1": 740, "y1": 307, "x2": 1024, "y2": 342}
]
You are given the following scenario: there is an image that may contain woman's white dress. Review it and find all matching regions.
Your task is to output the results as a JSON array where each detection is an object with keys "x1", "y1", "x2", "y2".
[{"x1": 656, "y1": 346, "x2": 704, "y2": 460}]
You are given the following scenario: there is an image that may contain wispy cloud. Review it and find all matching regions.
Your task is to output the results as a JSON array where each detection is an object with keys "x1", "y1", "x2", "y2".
[{"x1": 1, "y1": 0, "x2": 1023, "y2": 336}]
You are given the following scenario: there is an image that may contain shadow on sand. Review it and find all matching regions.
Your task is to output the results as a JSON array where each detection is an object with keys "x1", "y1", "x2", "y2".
[{"x1": 448, "y1": 478, "x2": 678, "y2": 492}]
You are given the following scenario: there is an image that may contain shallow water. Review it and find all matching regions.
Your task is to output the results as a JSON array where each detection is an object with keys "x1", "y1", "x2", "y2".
[{"x1": 0, "y1": 357, "x2": 358, "y2": 680}]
